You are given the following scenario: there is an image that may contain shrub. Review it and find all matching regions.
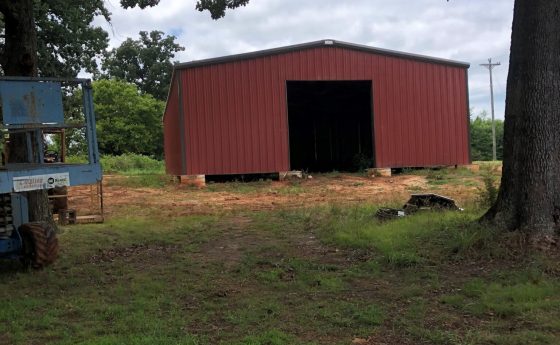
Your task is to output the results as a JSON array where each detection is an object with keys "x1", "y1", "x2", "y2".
[
  {"x1": 477, "y1": 167, "x2": 499, "y2": 208},
  {"x1": 101, "y1": 153, "x2": 164, "y2": 174}
]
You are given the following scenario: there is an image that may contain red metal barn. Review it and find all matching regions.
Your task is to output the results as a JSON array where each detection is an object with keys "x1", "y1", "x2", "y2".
[{"x1": 163, "y1": 40, "x2": 470, "y2": 176}]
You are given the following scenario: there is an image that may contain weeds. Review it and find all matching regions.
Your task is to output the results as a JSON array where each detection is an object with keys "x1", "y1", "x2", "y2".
[
  {"x1": 101, "y1": 153, "x2": 164, "y2": 174},
  {"x1": 477, "y1": 167, "x2": 500, "y2": 207},
  {"x1": 316, "y1": 205, "x2": 483, "y2": 266},
  {"x1": 67, "y1": 153, "x2": 164, "y2": 175},
  {"x1": 426, "y1": 169, "x2": 447, "y2": 182}
]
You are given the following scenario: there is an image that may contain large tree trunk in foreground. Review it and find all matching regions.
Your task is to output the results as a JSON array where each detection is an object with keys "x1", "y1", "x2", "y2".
[
  {"x1": 0, "y1": 0, "x2": 55, "y2": 225},
  {"x1": 483, "y1": 0, "x2": 560, "y2": 241}
]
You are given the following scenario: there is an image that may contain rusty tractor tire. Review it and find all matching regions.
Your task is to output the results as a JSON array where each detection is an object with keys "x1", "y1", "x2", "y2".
[{"x1": 19, "y1": 222, "x2": 59, "y2": 269}]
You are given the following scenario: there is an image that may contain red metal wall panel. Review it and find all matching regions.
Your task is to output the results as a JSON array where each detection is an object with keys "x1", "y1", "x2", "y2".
[
  {"x1": 165, "y1": 45, "x2": 470, "y2": 175},
  {"x1": 163, "y1": 77, "x2": 182, "y2": 175}
]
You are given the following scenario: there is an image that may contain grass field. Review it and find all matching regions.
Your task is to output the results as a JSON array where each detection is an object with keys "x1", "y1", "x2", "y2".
[{"x1": 1, "y1": 165, "x2": 558, "y2": 345}]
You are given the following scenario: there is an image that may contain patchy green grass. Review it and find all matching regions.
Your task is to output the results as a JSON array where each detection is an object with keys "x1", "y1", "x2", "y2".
[
  {"x1": 203, "y1": 179, "x2": 305, "y2": 196},
  {"x1": 1, "y1": 199, "x2": 558, "y2": 344},
  {"x1": 405, "y1": 167, "x2": 479, "y2": 187},
  {"x1": 474, "y1": 160, "x2": 503, "y2": 168},
  {"x1": 441, "y1": 274, "x2": 560, "y2": 318},
  {"x1": 276, "y1": 183, "x2": 305, "y2": 195},
  {"x1": 317, "y1": 206, "x2": 498, "y2": 266},
  {"x1": 439, "y1": 272, "x2": 560, "y2": 345},
  {"x1": 104, "y1": 174, "x2": 168, "y2": 188}
]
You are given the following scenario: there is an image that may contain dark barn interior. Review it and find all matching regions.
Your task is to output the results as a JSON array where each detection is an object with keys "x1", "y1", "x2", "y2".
[{"x1": 287, "y1": 81, "x2": 374, "y2": 172}]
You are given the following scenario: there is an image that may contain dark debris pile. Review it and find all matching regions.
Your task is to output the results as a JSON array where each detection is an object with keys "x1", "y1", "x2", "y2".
[{"x1": 375, "y1": 194, "x2": 462, "y2": 221}]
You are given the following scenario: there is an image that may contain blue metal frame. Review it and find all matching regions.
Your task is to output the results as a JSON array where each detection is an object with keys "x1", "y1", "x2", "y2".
[
  {"x1": 0, "y1": 81, "x2": 65, "y2": 125},
  {"x1": 0, "y1": 231, "x2": 23, "y2": 259},
  {"x1": 10, "y1": 193, "x2": 29, "y2": 232},
  {"x1": 0, "y1": 78, "x2": 102, "y2": 193},
  {"x1": 0, "y1": 77, "x2": 102, "y2": 258},
  {"x1": 0, "y1": 194, "x2": 27, "y2": 257}
]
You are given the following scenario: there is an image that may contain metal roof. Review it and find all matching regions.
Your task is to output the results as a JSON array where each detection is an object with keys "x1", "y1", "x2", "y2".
[{"x1": 174, "y1": 39, "x2": 470, "y2": 70}]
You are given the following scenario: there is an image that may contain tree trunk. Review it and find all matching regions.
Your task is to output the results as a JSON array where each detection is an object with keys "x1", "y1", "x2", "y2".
[
  {"x1": 483, "y1": 0, "x2": 560, "y2": 242},
  {"x1": 0, "y1": 0, "x2": 55, "y2": 226},
  {"x1": 0, "y1": 0, "x2": 37, "y2": 76}
]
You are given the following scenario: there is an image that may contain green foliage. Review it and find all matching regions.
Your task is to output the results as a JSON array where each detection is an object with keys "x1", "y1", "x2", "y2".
[
  {"x1": 100, "y1": 154, "x2": 164, "y2": 174},
  {"x1": 0, "y1": 1, "x2": 111, "y2": 77},
  {"x1": 0, "y1": 0, "x2": 163, "y2": 77},
  {"x1": 315, "y1": 205, "x2": 494, "y2": 266},
  {"x1": 66, "y1": 154, "x2": 166, "y2": 187},
  {"x1": 100, "y1": 154, "x2": 166, "y2": 188},
  {"x1": 0, "y1": 0, "x2": 244, "y2": 78},
  {"x1": 33, "y1": 1, "x2": 110, "y2": 77},
  {"x1": 52, "y1": 85, "x2": 91, "y2": 156},
  {"x1": 196, "y1": 0, "x2": 251, "y2": 19},
  {"x1": 64, "y1": 155, "x2": 88, "y2": 164},
  {"x1": 100, "y1": 31, "x2": 185, "y2": 100},
  {"x1": 120, "y1": 0, "x2": 161, "y2": 9},
  {"x1": 93, "y1": 79, "x2": 164, "y2": 157},
  {"x1": 470, "y1": 112, "x2": 504, "y2": 161},
  {"x1": 477, "y1": 167, "x2": 500, "y2": 208}
]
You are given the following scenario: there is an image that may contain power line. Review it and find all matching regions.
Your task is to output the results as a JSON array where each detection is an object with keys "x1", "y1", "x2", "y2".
[{"x1": 480, "y1": 58, "x2": 501, "y2": 161}]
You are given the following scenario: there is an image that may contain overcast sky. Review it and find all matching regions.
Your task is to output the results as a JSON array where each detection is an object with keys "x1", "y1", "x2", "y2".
[{"x1": 99, "y1": 0, "x2": 514, "y2": 119}]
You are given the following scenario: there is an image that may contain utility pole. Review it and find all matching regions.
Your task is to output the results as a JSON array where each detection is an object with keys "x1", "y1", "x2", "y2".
[{"x1": 480, "y1": 58, "x2": 500, "y2": 161}]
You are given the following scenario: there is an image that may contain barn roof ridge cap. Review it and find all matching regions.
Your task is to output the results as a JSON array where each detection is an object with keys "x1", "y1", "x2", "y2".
[{"x1": 173, "y1": 39, "x2": 471, "y2": 69}]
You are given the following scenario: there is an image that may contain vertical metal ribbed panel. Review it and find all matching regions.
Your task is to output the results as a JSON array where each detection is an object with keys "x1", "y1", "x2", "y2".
[
  {"x1": 164, "y1": 46, "x2": 470, "y2": 175},
  {"x1": 162, "y1": 77, "x2": 182, "y2": 175}
]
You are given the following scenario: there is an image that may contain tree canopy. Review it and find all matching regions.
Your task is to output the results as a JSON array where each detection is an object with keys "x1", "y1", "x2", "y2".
[
  {"x1": 100, "y1": 31, "x2": 185, "y2": 101},
  {"x1": 33, "y1": 1, "x2": 109, "y2": 77},
  {"x1": 0, "y1": 0, "x2": 250, "y2": 77},
  {"x1": 196, "y1": 0, "x2": 251, "y2": 19},
  {"x1": 0, "y1": 0, "x2": 113, "y2": 77},
  {"x1": 93, "y1": 79, "x2": 164, "y2": 157}
]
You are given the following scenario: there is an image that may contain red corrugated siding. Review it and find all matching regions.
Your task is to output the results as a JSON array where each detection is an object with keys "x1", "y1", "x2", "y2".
[
  {"x1": 163, "y1": 77, "x2": 182, "y2": 175},
  {"x1": 165, "y1": 46, "x2": 469, "y2": 175}
]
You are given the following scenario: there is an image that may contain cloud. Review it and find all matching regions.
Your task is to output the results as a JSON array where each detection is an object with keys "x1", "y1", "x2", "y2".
[{"x1": 95, "y1": 0, "x2": 514, "y2": 118}]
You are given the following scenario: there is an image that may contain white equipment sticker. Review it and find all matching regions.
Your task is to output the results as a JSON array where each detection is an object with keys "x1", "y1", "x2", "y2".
[{"x1": 13, "y1": 173, "x2": 70, "y2": 192}]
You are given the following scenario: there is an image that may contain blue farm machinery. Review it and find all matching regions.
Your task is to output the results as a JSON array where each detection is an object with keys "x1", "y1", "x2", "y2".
[{"x1": 0, "y1": 77, "x2": 102, "y2": 268}]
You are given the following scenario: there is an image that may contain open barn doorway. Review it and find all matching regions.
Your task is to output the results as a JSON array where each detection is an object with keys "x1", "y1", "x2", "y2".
[{"x1": 287, "y1": 81, "x2": 374, "y2": 172}]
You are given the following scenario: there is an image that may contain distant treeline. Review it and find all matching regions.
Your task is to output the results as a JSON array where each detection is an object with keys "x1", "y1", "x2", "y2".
[{"x1": 470, "y1": 113, "x2": 504, "y2": 161}]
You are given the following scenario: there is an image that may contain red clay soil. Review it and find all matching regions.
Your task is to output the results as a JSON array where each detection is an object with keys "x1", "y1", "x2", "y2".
[{"x1": 69, "y1": 173, "x2": 480, "y2": 219}]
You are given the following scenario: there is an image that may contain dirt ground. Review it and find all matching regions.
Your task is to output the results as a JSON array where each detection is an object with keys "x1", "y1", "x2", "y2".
[{"x1": 69, "y1": 172, "x2": 481, "y2": 219}]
